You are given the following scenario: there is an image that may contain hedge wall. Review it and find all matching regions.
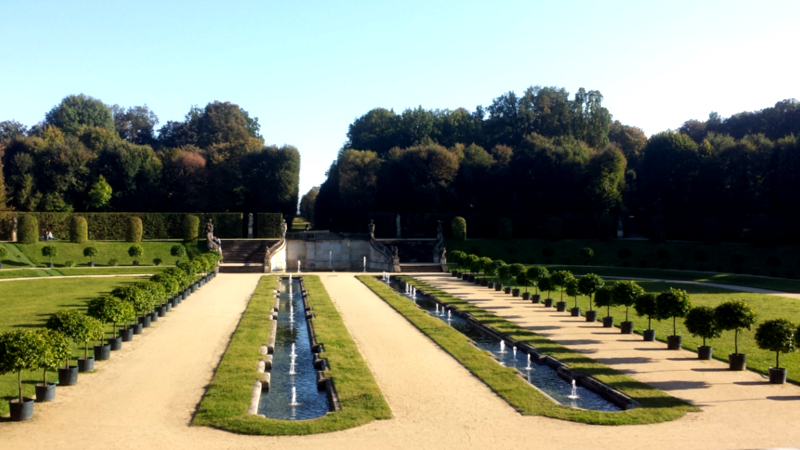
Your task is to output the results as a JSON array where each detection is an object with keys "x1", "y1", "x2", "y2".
[
  {"x1": 256, "y1": 213, "x2": 283, "y2": 238},
  {"x1": 0, "y1": 212, "x2": 246, "y2": 241}
]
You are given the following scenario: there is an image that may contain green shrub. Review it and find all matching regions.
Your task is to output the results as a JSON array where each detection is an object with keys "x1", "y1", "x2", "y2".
[
  {"x1": 108, "y1": 258, "x2": 118, "y2": 266},
  {"x1": 537, "y1": 276, "x2": 555, "y2": 298},
  {"x1": 18, "y1": 215, "x2": 38, "y2": 244},
  {"x1": 35, "y1": 329, "x2": 71, "y2": 384},
  {"x1": 112, "y1": 285, "x2": 152, "y2": 316},
  {"x1": 128, "y1": 244, "x2": 144, "y2": 262},
  {"x1": 756, "y1": 319, "x2": 796, "y2": 369},
  {"x1": 526, "y1": 266, "x2": 549, "y2": 294},
  {"x1": 45, "y1": 310, "x2": 103, "y2": 360},
  {"x1": 657, "y1": 288, "x2": 692, "y2": 337},
  {"x1": 153, "y1": 258, "x2": 162, "y2": 266},
  {"x1": 126, "y1": 217, "x2": 143, "y2": 242},
  {"x1": 498, "y1": 217, "x2": 513, "y2": 240},
  {"x1": 42, "y1": 245, "x2": 58, "y2": 264},
  {"x1": 65, "y1": 260, "x2": 74, "y2": 267},
  {"x1": 577, "y1": 273, "x2": 604, "y2": 311},
  {"x1": 593, "y1": 286, "x2": 617, "y2": 318},
  {"x1": 87, "y1": 295, "x2": 134, "y2": 338},
  {"x1": 684, "y1": 306, "x2": 721, "y2": 347},
  {"x1": 0, "y1": 246, "x2": 7, "y2": 261},
  {"x1": 170, "y1": 244, "x2": 186, "y2": 261},
  {"x1": 256, "y1": 213, "x2": 283, "y2": 238},
  {"x1": 715, "y1": 299, "x2": 757, "y2": 355},
  {"x1": 546, "y1": 217, "x2": 563, "y2": 241},
  {"x1": 0, "y1": 330, "x2": 46, "y2": 402},
  {"x1": 183, "y1": 215, "x2": 199, "y2": 242},
  {"x1": 69, "y1": 216, "x2": 88, "y2": 243},
  {"x1": 83, "y1": 246, "x2": 99, "y2": 263},
  {"x1": 612, "y1": 280, "x2": 644, "y2": 322},
  {"x1": 634, "y1": 293, "x2": 661, "y2": 330},
  {"x1": 451, "y1": 216, "x2": 467, "y2": 241}
]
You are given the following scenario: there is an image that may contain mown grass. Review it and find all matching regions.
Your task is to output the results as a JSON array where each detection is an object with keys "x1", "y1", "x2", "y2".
[
  {"x1": 0, "y1": 276, "x2": 149, "y2": 415},
  {"x1": 358, "y1": 275, "x2": 698, "y2": 425},
  {"x1": 193, "y1": 275, "x2": 391, "y2": 435},
  {"x1": 0, "y1": 266, "x2": 168, "y2": 279},
  {"x1": 7, "y1": 240, "x2": 204, "y2": 268}
]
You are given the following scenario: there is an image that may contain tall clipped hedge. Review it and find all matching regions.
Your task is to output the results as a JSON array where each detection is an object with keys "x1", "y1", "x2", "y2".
[
  {"x1": 451, "y1": 216, "x2": 467, "y2": 241},
  {"x1": 256, "y1": 213, "x2": 284, "y2": 238},
  {"x1": 18, "y1": 215, "x2": 39, "y2": 244},
  {"x1": 126, "y1": 217, "x2": 143, "y2": 242},
  {"x1": 183, "y1": 215, "x2": 199, "y2": 242},
  {"x1": 70, "y1": 216, "x2": 88, "y2": 243},
  {"x1": 0, "y1": 212, "x2": 245, "y2": 240}
]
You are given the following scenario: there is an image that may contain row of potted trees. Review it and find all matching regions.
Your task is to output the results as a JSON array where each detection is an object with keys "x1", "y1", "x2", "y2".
[
  {"x1": 0, "y1": 251, "x2": 220, "y2": 421},
  {"x1": 449, "y1": 251, "x2": 797, "y2": 385},
  {"x1": 34, "y1": 244, "x2": 189, "y2": 268}
]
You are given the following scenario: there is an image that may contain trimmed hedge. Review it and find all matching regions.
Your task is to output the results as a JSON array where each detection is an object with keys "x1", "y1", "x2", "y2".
[
  {"x1": 70, "y1": 216, "x2": 88, "y2": 243},
  {"x1": 256, "y1": 213, "x2": 283, "y2": 238},
  {"x1": 183, "y1": 215, "x2": 199, "y2": 242},
  {"x1": 126, "y1": 217, "x2": 143, "y2": 243},
  {"x1": 0, "y1": 212, "x2": 246, "y2": 240},
  {"x1": 451, "y1": 216, "x2": 467, "y2": 241},
  {"x1": 18, "y1": 215, "x2": 39, "y2": 244}
]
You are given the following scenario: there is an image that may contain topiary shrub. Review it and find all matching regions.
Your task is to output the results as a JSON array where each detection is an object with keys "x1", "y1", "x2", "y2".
[
  {"x1": 593, "y1": 286, "x2": 617, "y2": 319},
  {"x1": 125, "y1": 217, "x2": 143, "y2": 243},
  {"x1": 35, "y1": 328, "x2": 71, "y2": 388},
  {"x1": 69, "y1": 216, "x2": 88, "y2": 243},
  {"x1": 497, "y1": 217, "x2": 513, "y2": 241},
  {"x1": 153, "y1": 258, "x2": 162, "y2": 266},
  {"x1": 684, "y1": 306, "x2": 721, "y2": 348},
  {"x1": 0, "y1": 246, "x2": 7, "y2": 267},
  {"x1": 657, "y1": 288, "x2": 692, "y2": 338},
  {"x1": 546, "y1": 217, "x2": 563, "y2": 241},
  {"x1": 578, "y1": 273, "x2": 604, "y2": 312},
  {"x1": 128, "y1": 244, "x2": 144, "y2": 264},
  {"x1": 715, "y1": 299, "x2": 757, "y2": 355},
  {"x1": 0, "y1": 330, "x2": 47, "y2": 404},
  {"x1": 42, "y1": 245, "x2": 58, "y2": 265},
  {"x1": 612, "y1": 280, "x2": 645, "y2": 323},
  {"x1": 183, "y1": 215, "x2": 200, "y2": 242},
  {"x1": 18, "y1": 215, "x2": 39, "y2": 244},
  {"x1": 83, "y1": 246, "x2": 98, "y2": 265},
  {"x1": 451, "y1": 217, "x2": 466, "y2": 241},
  {"x1": 756, "y1": 319, "x2": 796, "y2": 370}
]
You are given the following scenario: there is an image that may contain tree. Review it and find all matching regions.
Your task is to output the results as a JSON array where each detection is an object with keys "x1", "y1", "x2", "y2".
[
  {"x1": 656, "y1": 288, "x2": 692, "y2": 337},
  {"x1": 0, "y1": 330, "x2": 46, "y2": 403},
  {"x1": 0, "y1": 120, "x2": 28, "y2": 140},
  {"x1": 564, "y1": 275, "x2": 580, "y2": 309},
  {"x1": 35, "y1": 329, "x2": 70, "y2": 387},
  {"x1": 715, "y1": 300, "x2": 757, "y2": 355},
  {"x1": 537, "y1": 276, "x2": 555, "y2": 299},
  {"x1": 87, "y1": 295, "x2": 133, "y2": 340},
  {"x1": 593, "y1": 286, "x2": 617, "y2": 319},
  {"x1": 111, "y1": 104, "x2": 159, "y2": 146},
  {"x1": 300, "y1": 186, "x2": 319, "y2": 226},
  {"x1": 42, "y1": 245, "x2": 58, "y2": 265},
  {"x1": 508, "y1": 263, "x2": 525, "y2": 287},
  {"x1": 83, "y1": 246, "x2": 99, "y2": 264},
  {"x1": 45, "y1": 94, "x2": 114, "y2": 135},
  {"x1": 86, "y1": 175, "x2": 112, "y2": 210},
  {"x1": 128, "y1": 244, "x2": 144, "y2": 264},
  {"x1": 634, "y1": 293, "x2": 660, "y2": 330},
  {"x1": 577, "y1": 273, "x2": 604, "y2": 311},
  {"x1": 46, "y1": 309, "x2": 102, "y2": 361},
  {"x1": 755, "y1": 319, "x2": 796, "y2": 370},
  {"x1": 526, "y1": 266, "x2": 549, "y2": 295},
  {"x1": 549, "y1": 270, "x2": 571, "y2": 303},
  {"x1": 684, "y1": 306, "x2": 721, "y2": 348},
  {"x1": 612, "y1": 280, "x2": 644, "y2": 322}
]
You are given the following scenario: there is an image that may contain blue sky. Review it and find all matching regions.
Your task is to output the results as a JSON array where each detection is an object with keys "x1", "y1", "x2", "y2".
[{"x1": 1, "y1": 0, "x2": 798, "y2": 198}]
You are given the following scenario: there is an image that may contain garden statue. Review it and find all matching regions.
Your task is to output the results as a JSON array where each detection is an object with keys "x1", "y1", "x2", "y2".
[
  {"x1": 11, "y1": 214, "x2": 18, "y2": 242},
  {"x1": 392, "y1": 246, "x2": 399, "y2": 259},
  {"x1": 205, "y1": 219, "x2": 214, "y2": 236},
  {"x1": 437, "y1": 220, "x2": 443, "y2": 241},
  {"x1": 248, "y1": 213, "x2": 254, "y2": 238},
  {"x1": 280, "y1": 219, "x2": 288, "y2": 238},
  {"x1": 368, "y1": 220, "x2": 376, "y2": 238},
  {"x1": 441, "y1": 247, "x2": 446, "y2": 259},
  {"x1": 396, "y1": 214, "x2": 401, "y2": 238}
]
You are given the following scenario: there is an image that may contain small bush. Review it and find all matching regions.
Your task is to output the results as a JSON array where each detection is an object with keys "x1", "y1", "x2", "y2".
[
  {"x1": 153, "y1": 258, "x2": 162, "y2": 266},
  {"x1": 0, "y1": 246, "x2": 7, "y2": 261},
  {"x1": 171, "y1": 244, "x2": 186, "y2": 259},
  {"x1": 498, "y1": 217, "x2": 513, "y2": 240},
  {"x1": 451, "y1": 216, "x2": 467, "y2": 241},
  {"x1": 126, "y1": 217, "x2": 143, "y2": 243},
  {"x1": 18, "y1": 215, "x2": 39, "y2": 244},
  {"x1": 183, "y1": 215, "x2": 200, "y2": 242},
  {"x1": 65, "y1": 260, "x2": 74, "y2": 267},
  {"x1": 69, "y1": 216, "x2": 88, "y2": 243},
  {"x1": 42, "y1": 245, "x2": 58, "y2": 263},
  {"x1": 128, "y1": 244, "x2": 144, "y2": 261},
  {"x1": 546, "y1": 217, "x2": 563, "y2": 241},
  {"x1": 108, "y1": 258, "x2": 118, "y2": 266},
  {"x1": 83, "y1": 246, "x2": 99, "y2": 262}
]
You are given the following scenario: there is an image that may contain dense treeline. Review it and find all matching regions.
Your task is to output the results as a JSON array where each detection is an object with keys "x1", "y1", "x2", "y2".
[
  {"x1": 0, "y1": 95, "x2": 300, "y2": 220},
  {"x1": 315, "y1": 85, "x2": 800, "y2": 238}
]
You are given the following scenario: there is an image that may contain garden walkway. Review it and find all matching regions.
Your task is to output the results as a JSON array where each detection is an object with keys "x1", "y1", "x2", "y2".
[
  {"x1": 1, "y1": 272, "x2": 798, "y2": 450},
  {"x1": 602, "y1": 275, "x2": 800, "y2": 300}
]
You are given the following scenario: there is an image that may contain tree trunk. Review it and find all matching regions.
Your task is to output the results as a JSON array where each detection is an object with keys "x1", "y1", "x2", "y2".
[{"x1": 18, "y1": 371, "x2": 23, "y2": 403}]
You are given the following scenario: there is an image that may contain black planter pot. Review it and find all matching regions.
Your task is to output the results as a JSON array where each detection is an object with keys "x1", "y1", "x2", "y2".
[
  {"x1": 119, "y1": 327, "x2": 134, "y2": 342},
  {"x1": 667, "y1": 335, "x2": 682, "y2": 350},
  {"x1": 108, "y1": 336, "x2": 122, "y2": 351},
  {"x1": 570, "y1": 307, "x2": 581, "y2": 317},
  {"x1": 165, "y1": 301, "x2": 172, "y2": 312},
  {"x1": 132, "y1": 323, "x2": 143, "y2": 335},
  {"x1": 460, "y1": 273, "x2": 466, "y2": 279},
  {"x1": 480, "y1": 279, "x2": 488, "y2": 286},
  {"x1": 47, "y1": 262, "x2": 54, "y2": 268},
  {"x1": 78, "y1": 357, "x2": 94, "y2": 372},
  {"x1": 603, "y1": 316, "x2": 615, "y2": 328},
  {"x1": 522, "y1": 292, "x2": 530, "y2": 300},
  {"x1": 35, "y1": 383, "x2": 56, "y2": 402},
  {"x1": 139, "y1": 315, "x2": 151, "y2": 328},
  {"x1": 94, "y1": 344, "x2": 110, "y2": 361},
  {"x1": 58, "y1": 366, "x2": 78, "y2": 385},
  {"x1": 556, "y1": 301, "x2": 567, "y2": 312},
  {"x1": 504, "y1": 287, "x2": 511, "y2": 294},
  {"x1": 181, "y1": 290, "x2": 188, "y2": 300},
  {"x1": 698, "y1": 346, "x2": 713, "y2": 360},
  {"x1": 643, "y1": 329, "x2": 656, "y2": 341},
  {"x1": 191, "y1": 283, "x2": 197, "y2": 292},
  {"x1": 585, "y1": 310, "x2": 597, "y2": 322},
  {"x1": 512, "y1": 288, "x2": 520, "y2": 297},
  {"x1": 468, "y1": 275, "x2": 475, "y2": 282},
  {"x1": 157, "y1": 304, "x2": 166, "y2": 317},
  {"x1": 769, "y1": 367, "x2": 787, "y2": 384},
  {"x1": 620, "y1": 321, "x2": 634, "y2": 334},
  {"x1": 729, "y1": 353, "x2": 747, "y2": 371},
  {"x1": 544, "y1": 298, "x2": 554, "y2": 307},
  {"x1": 495, "y1": 284, "x2": 502, "y2": 291},
  {"x1": 150, "y1": 311, "x2": 159, "y2": 322},
  {"x1": 452, "y1": 271, "x2": 458, "y2": 277},
  {"x1": 487, "y1": 282, "x2": 495, "y2": 289},
  {"x1": 9, "y1": 398, "x2": 34, "y2": 421},
  {"x1": 88, "y1": 261, "x2": 94, "y2": 267},
  {"x1": 133, "y1": 260, "x2": 139, "y2": 266},
  {"x1": 531, "y1": 294, "x2": 541, "y2": 304}
]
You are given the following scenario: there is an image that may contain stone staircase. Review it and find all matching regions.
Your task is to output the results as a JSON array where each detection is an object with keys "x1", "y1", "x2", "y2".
[
  {"x1": 399, "y1": 263, "x2": 444, "y2": 273},
  {"x1": 219, "y1": 239, "x2": 278, "y2": 273},
  {"x1": 376, "y1": 239, "x2": 438, "y2": 263}
]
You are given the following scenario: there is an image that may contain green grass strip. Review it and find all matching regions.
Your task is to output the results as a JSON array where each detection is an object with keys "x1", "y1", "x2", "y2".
[
  {"x1": 358, "y1": 275, "x2": 699, "y2": 425},
  {"x1": 193, "y1": 275, "x2": 391, "y2": 435}
]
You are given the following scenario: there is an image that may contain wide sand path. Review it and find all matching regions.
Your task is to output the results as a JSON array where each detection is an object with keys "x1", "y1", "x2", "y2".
[{"x1": 3, "y1": 272, "x2": 799, "y2": 450}]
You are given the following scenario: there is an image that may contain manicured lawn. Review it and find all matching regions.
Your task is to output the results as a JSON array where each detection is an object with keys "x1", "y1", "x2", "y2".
[
  {"x1": 359, "y1": 275, "x2": 698, "y2": 425},
  {"x1": 447, "y1": 238, "x2": 800, "y2": 280},
  {"x1": 193, "y1": 275, "x2": 391, "y2": 435},
  {"x1": 8, "y1": 240, "x2": 205, "y2": 268},
  {"x1": 0, "y1": 276, "x2": 149, "y2": 415},
  {"x1": 0, "y1": 266, "x2": 168, "y2": 279}
]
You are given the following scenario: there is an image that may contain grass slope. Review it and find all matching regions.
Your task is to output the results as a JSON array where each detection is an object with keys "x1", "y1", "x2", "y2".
[
  {"x1": 358, "y1": 275, "x2": 698, "y2": 425},
  {"x1": 193, "y1": 275, "x2": 390, "y2": 435},
  {"x1": 0, "y1": 266, "x2": 168, "y2": 279},
  {"x1": 0, "y1": 276, "x2": 149, "y2": 415},
  {"x1": 6, "y1": 241, "x2": 204, "y2": 268}
]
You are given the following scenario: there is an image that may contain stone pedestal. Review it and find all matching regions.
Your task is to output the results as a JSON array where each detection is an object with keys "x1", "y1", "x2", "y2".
[
  {"x1": 11, "y1": 231, "x2": 17, "y2": 242},
  {"x1": 248, "y1": 226, "x2": 253, "y2": 239}
]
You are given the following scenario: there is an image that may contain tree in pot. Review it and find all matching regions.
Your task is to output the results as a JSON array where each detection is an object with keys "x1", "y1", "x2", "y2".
[
  {"x1": 46, "y1": 310, "x2": 102, "y2": 375},
  {"x1": 593, "y1": 286, "x2": 618, "y2": 328},
  {"x1": 134, "y1": 281, "x2": 166, "y2": 318},
  {"x1": 537, "y1": 276, "x2": 556, "y2": 307},
  {"x1": 684, "y1": 306, "x2": 721, "y2": 360},
  {"x1": 715, "y1": 299, "x2": 757, "y2": 370},
  {"x1": 577, "y1": 273, "x2": 604, "y2": 322},
  {"x1": 497, "y1": 264, "x2": 511, "y2": 292},
  {"x1": 526, "y1": 266, "x2": 549, "y2": 302},
  {"x1": 87, "y1": 295, "x2": 131, "y2": 355},
  {"x1": 508, "y1": 263, "x2": 525, "y2": 296},
  {"x1": 634, "y1": 293, "x2": 661, "y2": 341},
  {"x1": 479, "y1": 257, "x2": 492, "y2": 285},
  {"x1": 42, "y1": 244, "x2": 58, "y2": 268},
  {"x1": 755, "y1": 318, "x2": 795, "y2": 384},
  {"x1": 34, "y1": 329, "x2": 70, "y2": 402},
  {"x1": 612, "y1": 280, "x2": 644, "y2": 334},
  {"x1": 0, "y1": 246, "x2": 7, "y2": 269},
  {"x1": 83, "y1": 246, "x2": 99, "y2": 267},
  {"x1": 516, "y1": 272, "x2": 530, "y2": 299},
  {"x1": 171, "y1": 244, "x2": 187, "y2": 265},
  {"x1": 484, "y1": 259, "x2": 501, "y2": 288},
  {"x1": 113, "y1": 285, "x2": 153, "y2": 333},
  {"x1": 128, "y1": 244, "x2": 144, "y2": 266},
  {"x1": 656, "y1": 288, "x2": 692, "y2": 350},
  {"x1": 0, "y1": 330, "x2": 46, "y2": 420},
  {"x1": 464, "y1": 254, "x2": 479, "y2": 279},
  {"x1": 564, "y1": 274, "x2": 581, "y2": 316},
  {"x1": 549, "y1": 270, "x2": 571, "y2": 310}
]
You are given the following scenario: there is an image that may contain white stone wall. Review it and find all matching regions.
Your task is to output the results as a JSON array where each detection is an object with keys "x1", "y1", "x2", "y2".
[{"x1": 286, "y1": 240, "x2": 391, "y2": 272}]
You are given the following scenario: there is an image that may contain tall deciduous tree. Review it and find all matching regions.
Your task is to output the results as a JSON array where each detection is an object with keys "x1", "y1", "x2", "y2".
[{"x1": 45, "y1": 94, "x2": 114, "y2": 135}]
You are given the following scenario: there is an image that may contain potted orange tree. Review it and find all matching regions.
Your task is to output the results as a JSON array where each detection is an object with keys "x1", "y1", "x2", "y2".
[
  {"x1": 756, "y1": 318, "x2": 795, "y2": 384},
  {"x1": 578, "y1": 273, "x2": 604, "y2": 322},
  {"x1": 684, "y1": 306, "x2": 720, "y2": 359},
  {"x1": 715, "y1": 299, "x2": 757, "y2": 370},
  {"x1": 657, "y1": 288, "x2": 692, "y2": 350},
  {"x1": 34, "y1": 329, "x2": 70, "y2": 402},
  {"x1": 612, "y1": 280, "x2": 645, "y2": 334},
  {"x1": 0, "y1": 330, "x2": 45, "y2": 421}
]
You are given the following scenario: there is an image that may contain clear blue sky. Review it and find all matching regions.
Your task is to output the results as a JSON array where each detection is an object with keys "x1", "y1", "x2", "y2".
[{"x1": 1, "y1": 0, "x2": 798, "y2": 199}]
